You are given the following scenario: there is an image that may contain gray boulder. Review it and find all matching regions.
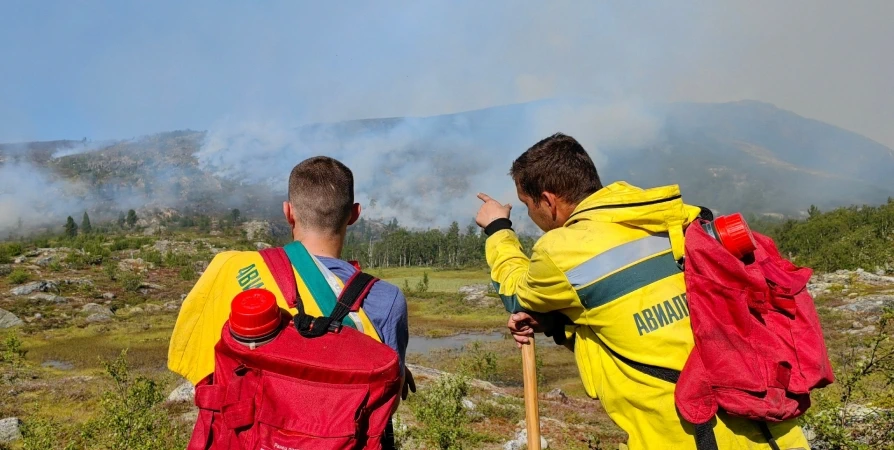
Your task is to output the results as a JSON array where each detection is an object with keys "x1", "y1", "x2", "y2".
[
  {"x1": 242, "y1": 220, "x2": 270, "y2": 240},
  {"x1": 35, "y1": 256, "x2": 57, "y2": 267},
  {"x1": 28, "y1": 293, "x2": 67, "y2": 303},
  {"x1": 459, "y1": 284, "x2": 500, "y2": 308},
  {"x1": 167, "y1": 380, "x2": 195, "y2": 403},
  {"x1": 118, "y1": 258, "x2": 153, "y2": 273},
  {"x1": 835, "y1": 294, "x2": 894, "y2": 314},
  {"x1": 0, "y1": 417, "x2": 21, "y2": 444},
  {"x1": 81, "y1": 303, "x2": 113, "y2": 316},
  {"x1": 504, "y1": 425, "x2": 548, "y2": 450},
  {"x1": 9, "y1": 280, "x2": 57, "y2": 296},
  {"x1": 85, "y1": 313, "x2": 112, "y2": 324},
  {"x1": 0, "y1": 309, "x2": 23, "y2": 329},
  {"x1": 545, "y1": 388, "x2": 569, "y2": 403}
]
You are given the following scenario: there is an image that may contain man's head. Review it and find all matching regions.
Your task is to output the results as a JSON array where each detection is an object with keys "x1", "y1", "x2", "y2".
[
  {"x1": 510, "y1": 133, "x2": 603, "y2": 231},
  {"x1": 283, "y1": 156, "x2": 360, "y2": 238}
]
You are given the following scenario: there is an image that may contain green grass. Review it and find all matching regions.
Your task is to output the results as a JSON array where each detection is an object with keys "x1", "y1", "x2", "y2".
[
  {"x1": 406, "y1": 292, "x2": 507, "y2": 337},
  {"x1": 375, "y1": 266, "x2": 491, "y2": 293}
]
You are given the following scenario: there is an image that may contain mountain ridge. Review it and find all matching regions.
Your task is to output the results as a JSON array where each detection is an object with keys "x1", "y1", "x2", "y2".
[{"x1": 1, "y1": 99, "x2": 892, "y2": 234}]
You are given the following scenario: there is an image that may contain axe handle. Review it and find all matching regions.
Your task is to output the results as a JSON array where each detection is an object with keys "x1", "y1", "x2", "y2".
[{"x1": 522, "y1": 336, "x2": 542, "y2": 450}]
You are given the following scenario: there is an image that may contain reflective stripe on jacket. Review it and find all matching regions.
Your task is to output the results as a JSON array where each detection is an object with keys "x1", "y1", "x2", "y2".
[
  {"x1": 168, "y1": 250, "x2": 381, "y2": 385},
  {"x1": 486, "y1": 181, "x2": 809, "y2": 449}
]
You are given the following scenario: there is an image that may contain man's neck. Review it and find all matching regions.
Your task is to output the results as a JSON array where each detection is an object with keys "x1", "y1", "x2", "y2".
[{"x1": 292, "y1": 230, "x2": 344, "y2": 259}]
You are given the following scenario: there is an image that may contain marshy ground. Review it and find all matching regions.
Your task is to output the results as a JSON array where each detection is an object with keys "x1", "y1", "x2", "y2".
[{"x1": 1, "y1": 232, "x2": 892, "y2": 449}]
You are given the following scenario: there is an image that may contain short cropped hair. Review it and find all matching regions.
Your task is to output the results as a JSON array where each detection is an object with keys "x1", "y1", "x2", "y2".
[
  {"x1": 288, "y1": 156, "x2": 354, "y2": 233},
  {"x1": 510, "y1": 133, "x2": 603, "y2": 204}
]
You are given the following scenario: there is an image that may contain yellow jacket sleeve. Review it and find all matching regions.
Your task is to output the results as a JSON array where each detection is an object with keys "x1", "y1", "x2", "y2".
[
  {"x1": 167, "y1": 251, "x2": 239, "y2": 384},
  {"x1": 485, "y1": 229, "x2": 578, "y2": 314}
]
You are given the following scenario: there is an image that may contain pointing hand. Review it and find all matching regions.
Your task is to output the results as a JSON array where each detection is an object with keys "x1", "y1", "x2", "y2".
[{"x1": 475, "y1": 193, "x2": 512, "y2": 228}]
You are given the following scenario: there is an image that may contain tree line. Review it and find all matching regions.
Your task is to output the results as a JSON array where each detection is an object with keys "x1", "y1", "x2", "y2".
[
  {"x1": 750, "y1": 198, "x2": 894, "y2": 273},
  {"x1": 340, "y1": 218, "x2": 536, "y2": 269},
  {"x1": 49, "y1": 199, "x2": 893, "y2": 273}
]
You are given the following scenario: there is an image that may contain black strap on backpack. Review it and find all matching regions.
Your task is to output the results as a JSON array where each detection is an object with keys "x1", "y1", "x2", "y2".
[
  {"x1": 602, "y1": 342, "x2": 780, "y2": 450},
  {"x1": 259, "y1": 247, "x2": 378, "y2": 339},
  {"x1": 292, "y1": 271, "x2": 377, "y2": 338}
]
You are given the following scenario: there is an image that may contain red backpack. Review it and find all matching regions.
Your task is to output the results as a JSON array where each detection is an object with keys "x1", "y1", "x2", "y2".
[
  {"x1": 187, "y1": 247, "x2": 402, "y2": 450},
  {"x1": 611, "y1": 214, "x2": 834, "y2": 450}
]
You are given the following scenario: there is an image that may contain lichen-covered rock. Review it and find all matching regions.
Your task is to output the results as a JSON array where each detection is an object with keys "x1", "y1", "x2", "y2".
[
  {"x1": 9, "y1": 280, "x2": 58, "y2": 296},
  {"x1": 28, "y1": 293, "x2": 67, "y2": 303},
  {"x1": 0, "y1": 309, "x2": 23, "y2": 329},
  {"x1": 119, "y1": 258, "x2": 153, "y2": 273},
  {"x1": 835, "y1": 294, "x2": 894, "y2": 314},
  {"x1": 459, "y1": 284, "x2": 500, "y2": 308},
  {"x1": 167, "y1": 380, "x2": 195, "y2": 403},
  {"x1": 242, "y1": 220, "x2": 270, "y2": 240},
  {"x1": 0, "y1": 417, "x2": 22, "y2": 444},
  {"x1": 85, "y1": 313, "x2": 112, "y2": 324},
  {"x1": 81, "y1": 303, "x2": 113, "y2": 316}
]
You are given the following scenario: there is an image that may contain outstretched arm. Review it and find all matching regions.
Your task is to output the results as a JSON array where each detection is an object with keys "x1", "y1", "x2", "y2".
[{"x1": 476, "y1": 193, "x2": 578, "y2": 347}]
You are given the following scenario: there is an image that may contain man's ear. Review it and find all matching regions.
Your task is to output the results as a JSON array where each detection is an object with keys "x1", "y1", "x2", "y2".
[
  {"x1": 283, "y1": 201, "x2": 296, "y2": 228},
  {"x1": 541, "y1": 192, "x2": 559, "y2": 219},
  {"x1": 347, "y1": 203, "x2": 361, "y2": 226}
]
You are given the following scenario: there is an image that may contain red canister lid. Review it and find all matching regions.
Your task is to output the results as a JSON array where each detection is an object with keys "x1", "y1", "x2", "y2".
[
  {"x1": 714, "y1": 213, "x2": 757, "y2": 259},
  {"x1": 229, "y1": 289, "x2": 281, "y2": 339}
]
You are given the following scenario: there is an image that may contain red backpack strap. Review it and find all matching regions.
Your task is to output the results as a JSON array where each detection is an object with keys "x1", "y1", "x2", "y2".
[{"x1": 259, "y1": 247, "x2": 299, "y2": 308}]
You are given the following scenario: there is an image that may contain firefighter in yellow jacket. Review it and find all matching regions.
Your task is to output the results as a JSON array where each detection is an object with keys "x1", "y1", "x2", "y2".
[{"x1": 475, "y1": 133, "x2": 809, "y2": 450}]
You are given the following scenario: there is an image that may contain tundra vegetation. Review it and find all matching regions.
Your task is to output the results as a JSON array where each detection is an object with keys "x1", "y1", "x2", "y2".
[{"x1": 0, "y1": 201, "x2": 891, "y2": 449}]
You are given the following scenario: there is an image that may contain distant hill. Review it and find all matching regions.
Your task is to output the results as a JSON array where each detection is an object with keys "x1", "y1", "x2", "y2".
[
  {"x1": 1, "y1": 100, "x2": 893, "y2": 233},
  {"x1": 631, "y1": 100, "x2": 894, "y2": 213}
]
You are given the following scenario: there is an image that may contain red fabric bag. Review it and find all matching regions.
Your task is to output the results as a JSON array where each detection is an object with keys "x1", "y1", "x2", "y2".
[{"x1": 675, "y1": 219, "x2": 835, "y2": 425}]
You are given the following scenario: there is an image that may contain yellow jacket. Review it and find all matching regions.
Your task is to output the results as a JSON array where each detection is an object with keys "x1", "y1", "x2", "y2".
[
  {"x1": 168, "y1": 249, "x2": 381, "y2": 385},
  {"x1": 487, "y1": 182, "x2": 809, "y2": 450}
]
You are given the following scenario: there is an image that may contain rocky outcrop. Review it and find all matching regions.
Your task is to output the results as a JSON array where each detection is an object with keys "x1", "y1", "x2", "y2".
[
  {"x1": 242, "y1": 220, "x2": 270, "y2": 241},
  {"x1": 458, "y1": 284, "x2": 500, "y2": 308},
  {"x1": 0, "y1": 309, "x2": 23, "y2": 329},
  {"x1": 81, "y1": 303, "x2": 113, "y2": 322},
  {"x1": 504, "y1": 426, "x2": 549, "y2": 450},
  {"x1": 118, "y1": 258, "x2": 154, "y2": 273},
  {"x1": 167, "y1": 380, "x2": 195, "y2": 403},
  {"x1": 834, "y1": 294, "x2": 894, "y2": 314},
  {"x1": 10, "y1": 280, "x2": 58, "y2": 296},
  {"x1": 28, "y1": 293, "x2": 67, "y2": 303},
  {"x1": 809, "y1": 269, "x2": 894, "y2": 297}
]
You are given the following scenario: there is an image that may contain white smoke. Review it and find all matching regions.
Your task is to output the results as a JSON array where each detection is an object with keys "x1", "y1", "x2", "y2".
[
  {"x1": 0, "y1": 162, "x2": 93, "y2": 234},
  {"x1": 197, "y1": 99, "x2": 663, "y2": 230}
]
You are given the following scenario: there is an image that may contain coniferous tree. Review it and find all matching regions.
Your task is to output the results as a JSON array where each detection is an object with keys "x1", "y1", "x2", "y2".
[
  {"x1": 126, "y1": 209, "x2": 138, "y2": 228},
  {"x1": 64, "y1": 216, "x2": 78, "y2": 238},
  {"x1": 81, "y1": 212, "x2": 93, "y2": 234}
]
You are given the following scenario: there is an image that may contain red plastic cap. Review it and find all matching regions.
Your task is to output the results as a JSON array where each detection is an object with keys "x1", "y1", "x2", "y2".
[
  {"x1": 230, "y1": 289, "x2": 281, "y2": 339},
  {"x1": 714, "y1": 213, "x2": 757, "y2": 259}
]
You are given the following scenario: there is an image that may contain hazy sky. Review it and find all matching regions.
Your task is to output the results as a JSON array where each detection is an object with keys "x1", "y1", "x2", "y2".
[{"x1": 1, "y1": 0, "x2": 892, "y2": 147}]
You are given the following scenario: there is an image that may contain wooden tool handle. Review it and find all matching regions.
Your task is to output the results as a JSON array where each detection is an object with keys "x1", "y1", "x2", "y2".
[{"x1": 522, "y1": 336, "x2": 541, "y2": 450}]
